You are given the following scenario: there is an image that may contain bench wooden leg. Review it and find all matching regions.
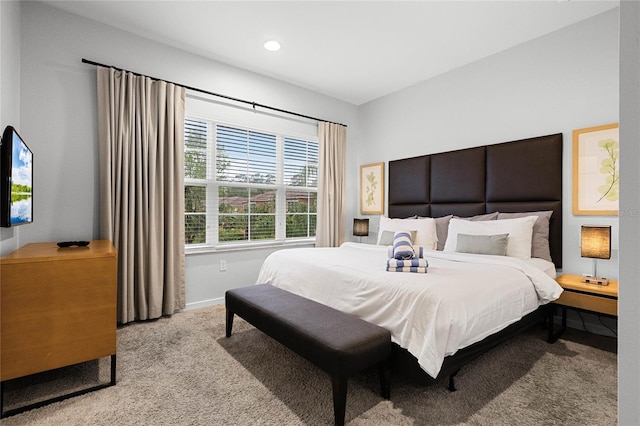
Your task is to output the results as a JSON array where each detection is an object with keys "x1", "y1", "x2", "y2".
[
  {"x1": 378, "y1": 361, "x2": 391, "y2": 400},
  {"x1": 226, "y1": 310, "x2": 235, "y2": 337},
  {"x1": 331, "y1": 374, "x2": 347, "y2": 426}
]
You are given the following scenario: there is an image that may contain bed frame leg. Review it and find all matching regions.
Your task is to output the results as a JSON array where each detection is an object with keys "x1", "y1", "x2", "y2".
[{"x1": 448, "y1": 369, "x2": 459, "y2": 392}]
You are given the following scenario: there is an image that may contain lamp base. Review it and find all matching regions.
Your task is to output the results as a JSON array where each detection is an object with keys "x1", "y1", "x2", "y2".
[{"x1": 582, "y1": 274, "x2": 609, "y2": 286}]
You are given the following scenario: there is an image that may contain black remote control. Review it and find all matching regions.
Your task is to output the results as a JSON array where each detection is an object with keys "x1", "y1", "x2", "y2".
[{"x1": 57, "y1": 241, "x2": 90, "y2": 248}]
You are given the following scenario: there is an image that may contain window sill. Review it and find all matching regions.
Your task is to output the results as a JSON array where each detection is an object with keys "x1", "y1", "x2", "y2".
[{"x1": 185, "y1": 239, "x2": 315, "y2": 255}]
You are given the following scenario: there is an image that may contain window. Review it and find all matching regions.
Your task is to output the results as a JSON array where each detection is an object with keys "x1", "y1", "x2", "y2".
[{"x1": 184, "y1": 117, "x2": 318, "y2": 248}]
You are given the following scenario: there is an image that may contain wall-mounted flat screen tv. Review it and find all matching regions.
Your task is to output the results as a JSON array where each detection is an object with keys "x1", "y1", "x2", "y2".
[{"x1": 0, "y1": 126, "x2": 33, "y2": 227}]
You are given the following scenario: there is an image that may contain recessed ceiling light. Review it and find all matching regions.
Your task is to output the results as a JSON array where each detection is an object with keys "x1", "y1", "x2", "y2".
[{"x1": 264, "y1": 40, "x2": 281, "y2": 52}]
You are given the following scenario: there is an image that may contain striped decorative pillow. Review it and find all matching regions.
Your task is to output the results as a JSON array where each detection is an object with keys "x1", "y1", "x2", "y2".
[{"x1": 393, "y1": 231, "x2": 415, "y2": 260}]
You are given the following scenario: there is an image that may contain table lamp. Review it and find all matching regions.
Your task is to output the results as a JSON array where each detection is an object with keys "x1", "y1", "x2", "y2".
[
  {"x1": 353, "y1": 218, "x2": 369, "y2": 243},
  {"x1": 580, "y1": 225, "x2": 611, "y2": 285}
]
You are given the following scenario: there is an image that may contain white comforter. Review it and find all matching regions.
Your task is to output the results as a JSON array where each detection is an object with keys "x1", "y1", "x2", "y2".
[{"x1": 256, "y1": 242, "x2": 563, "y2": 378}]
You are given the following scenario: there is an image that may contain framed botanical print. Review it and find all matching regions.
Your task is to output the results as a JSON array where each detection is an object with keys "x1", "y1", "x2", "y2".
[
  {"x1": 360, "y1": 162, "x2": 384, "y2": 215},
  {"x1": 572, "y1": 123, "x2": 619, "y2": 215}
]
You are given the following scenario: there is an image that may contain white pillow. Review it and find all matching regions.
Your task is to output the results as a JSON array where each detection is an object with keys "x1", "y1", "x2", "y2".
[
  {"x1": 377, "y1": 215, "x2": 438, "y2": 250},
  {"x1": 443, "y1": 216, "x2": 537, "y2": 259}
]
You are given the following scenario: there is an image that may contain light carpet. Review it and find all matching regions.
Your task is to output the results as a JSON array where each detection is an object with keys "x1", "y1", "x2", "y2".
[{"x1": 0, "y1": 305, "x2": 617, "y2": 425}]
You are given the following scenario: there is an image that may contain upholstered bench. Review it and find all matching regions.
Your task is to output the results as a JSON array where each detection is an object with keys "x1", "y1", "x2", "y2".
[{"x1": 225, "y1": 284, "x2": 392, "y2": 426}]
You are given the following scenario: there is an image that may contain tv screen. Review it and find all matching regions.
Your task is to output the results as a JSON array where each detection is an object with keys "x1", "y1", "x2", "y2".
[{"x1": 0, "y1": 126, "x2": 33, "y2": 227}]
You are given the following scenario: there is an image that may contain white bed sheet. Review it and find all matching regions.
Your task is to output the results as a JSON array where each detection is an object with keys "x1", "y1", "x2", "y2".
[{"x1": 256, "y1": 242, "x2": 563, "y2": 378}]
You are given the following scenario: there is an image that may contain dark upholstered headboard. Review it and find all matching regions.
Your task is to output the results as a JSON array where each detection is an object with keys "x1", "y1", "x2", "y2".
[{"x1": 388, "y1": 133, "x2": 563, "y2": 268}]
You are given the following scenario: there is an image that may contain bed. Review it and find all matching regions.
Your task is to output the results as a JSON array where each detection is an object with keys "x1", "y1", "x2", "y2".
[{"x1": 257, "y1": 133, "x2": 564, "y2": 384}]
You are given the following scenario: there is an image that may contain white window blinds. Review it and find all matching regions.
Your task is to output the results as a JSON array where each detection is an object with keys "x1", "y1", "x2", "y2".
[{"x1": 184, "y1": 116, "x2": 318, "y2": 248}]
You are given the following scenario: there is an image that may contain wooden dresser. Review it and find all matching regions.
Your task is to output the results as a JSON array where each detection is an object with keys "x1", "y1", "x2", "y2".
[{"x1": 0, "y1": 240, "x2": 117, "y2": 417}]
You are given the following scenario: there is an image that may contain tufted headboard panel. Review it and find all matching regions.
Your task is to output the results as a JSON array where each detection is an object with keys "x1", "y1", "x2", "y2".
[{"x1": 388, "y1": 133, "x2": 563, "y2": 268}]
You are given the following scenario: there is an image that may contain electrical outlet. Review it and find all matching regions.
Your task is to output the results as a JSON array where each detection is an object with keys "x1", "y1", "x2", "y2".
[{"x1": 220, "y1": 260, "x2": 227, "y2": 272}]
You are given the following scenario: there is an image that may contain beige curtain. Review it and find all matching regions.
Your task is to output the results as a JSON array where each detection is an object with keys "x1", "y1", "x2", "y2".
[
  {"x1": 316, "y1": 122, "x2": 347, "y2": 247},
  {"x1": 97, "y1": 66, "x2": 186, "y2": 324}
]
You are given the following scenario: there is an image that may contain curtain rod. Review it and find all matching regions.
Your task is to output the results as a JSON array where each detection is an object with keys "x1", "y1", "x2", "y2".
[{"x1": 81, "y1": 58, "x2": 346, "y2": 128}]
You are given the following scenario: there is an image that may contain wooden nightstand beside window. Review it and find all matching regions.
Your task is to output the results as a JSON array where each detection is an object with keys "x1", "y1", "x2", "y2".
[{"x1": 548, "y1": 273, "x2": 618, "y2": 343}]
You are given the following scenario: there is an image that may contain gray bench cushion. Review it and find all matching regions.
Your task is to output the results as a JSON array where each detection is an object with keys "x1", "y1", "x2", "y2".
[{"x1": 225, "y1": 284, "x2": 391, "y2": 376}]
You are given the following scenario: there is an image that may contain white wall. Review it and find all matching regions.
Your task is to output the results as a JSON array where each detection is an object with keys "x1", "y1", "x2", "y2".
[
  {"x1": 0, "y1": 0, "x2": 21, "y2": 255},
  {"x1": 17, "y1": 1, "x2": 359, "y2": 306},
  {"x1": 618, "y1": 1, "x2": 640, "y2": 423},
  {"x1": 358, "y1": 9, "x2": 619, "y2": 282}
]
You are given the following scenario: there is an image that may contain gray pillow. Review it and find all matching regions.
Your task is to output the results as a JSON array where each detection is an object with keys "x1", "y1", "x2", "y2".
[
  {"x1": 378, "y1": 229, "x2": 417, "y2": 245},
  {"x1": 497, "y1": 211, "x2": 552, "y2": 262},
  {"x1": 461, "y1": 212, "x2": 500, "y2": 221},
  {"x1": 434, "y1": 215, "x2": 453, "y2": 251},
  {"x1": 455, "y1": 233, "x2": 509, "y2": 256},
  {"x1": 434, "y1": 212, "x2": 499, "y2": 251}
]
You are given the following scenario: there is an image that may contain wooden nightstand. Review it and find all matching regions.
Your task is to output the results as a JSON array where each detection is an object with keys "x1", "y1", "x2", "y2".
[{"x1": 547, "y1": 273, "x2": 618, "y2": 342}]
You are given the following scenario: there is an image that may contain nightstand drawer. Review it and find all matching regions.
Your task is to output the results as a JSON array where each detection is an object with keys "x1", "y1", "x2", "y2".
[{"x1": 554, "y1": 291, "x2": 618, "y2": 316}]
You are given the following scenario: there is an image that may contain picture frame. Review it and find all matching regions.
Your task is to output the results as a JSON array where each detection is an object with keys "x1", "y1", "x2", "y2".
[
  {"x1": 572, "y1": 123, "x2": 619, "y2": 215},
  {"x1": 360, "y1": 162, "x2": 384, "y2": 215}
]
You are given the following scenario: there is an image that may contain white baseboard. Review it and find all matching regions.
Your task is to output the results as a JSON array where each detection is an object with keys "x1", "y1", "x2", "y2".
[{"x1": 184, "y1": 297, "x2": 224, "y2": 311}]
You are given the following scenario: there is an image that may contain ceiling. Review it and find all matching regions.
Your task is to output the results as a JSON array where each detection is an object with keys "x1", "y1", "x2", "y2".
[{"x1": 41, "y1": 1, "x2": 619, "y2": 105}]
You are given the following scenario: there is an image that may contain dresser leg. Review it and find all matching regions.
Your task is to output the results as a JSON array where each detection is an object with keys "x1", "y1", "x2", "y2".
[
  {"x1": 1, "y1": 380, "x2": 4, "y2": 419},
  {"x1": 110, "y1": 354, "x2": 117, "y2": 385},
  {"x1": 0, "y1": 356, "x2": 117, "y2": 418}
]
